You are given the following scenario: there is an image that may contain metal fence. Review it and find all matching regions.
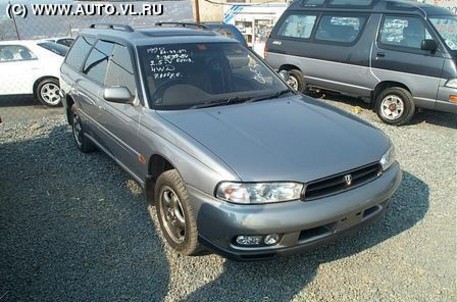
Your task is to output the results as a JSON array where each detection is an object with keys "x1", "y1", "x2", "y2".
[{"x1": 0, "y1": 0, "x2": 193, "y2": 123}]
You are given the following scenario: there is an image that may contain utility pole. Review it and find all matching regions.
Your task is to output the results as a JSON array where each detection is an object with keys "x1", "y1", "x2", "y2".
[
  {"x1": 195, "y1": 0, "x2": 200, "y2": 22},
  {"x1": 8, "y1": 1, "x2": 21, "y2": 40}
]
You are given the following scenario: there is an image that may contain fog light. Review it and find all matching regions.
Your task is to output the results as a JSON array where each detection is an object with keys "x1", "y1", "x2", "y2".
[
  {"x1": 264, "y1": 234, "x2": 280, "y2": 245},
  {"x1": 235, "y1": 235, "x2": 263, "y2": 246}
]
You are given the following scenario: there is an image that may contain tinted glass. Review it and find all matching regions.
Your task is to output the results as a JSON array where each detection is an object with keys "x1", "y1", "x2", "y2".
[
  {"x1": 38, "y1": 42, "x2": 68, "y2": 56},
  {"x1": 277, "y1": 14, "x2": 317, "y2": 39},
  {"x1": 329, "y1": 0, "x2": 373, "y2": 5},
  {"x1": 0, "y1": 45, "x2": 36, "y2": 62},
  {"x1": 138, "y1": 42, "x2": 289, "y2": 110},
  {"x1": 83, "y1": 40, "x2": 114, "y2": 84},
  {"x1": 379, "y1": 16, "x2": 432, "y2": 49},
  {"x1": 315, "y1": 15, "x2": 366, "y2": 43},
  {"x1": 105, "y1": 44, "x2": 136, "y2": 95},
  {"x1": 65, "y1": 36, "x2": 95, "y2": 70}
]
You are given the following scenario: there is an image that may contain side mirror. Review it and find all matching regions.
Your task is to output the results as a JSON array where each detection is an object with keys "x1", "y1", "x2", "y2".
[
  {"x1": 421, "y1": 39, "x2": 437, "y2": 52},
  {"x1": 104, "y1": 87, "x2": 133, "y2": 104},
  {"x1": 278, "y1": 70, "x2": 290, "y2": 81}
]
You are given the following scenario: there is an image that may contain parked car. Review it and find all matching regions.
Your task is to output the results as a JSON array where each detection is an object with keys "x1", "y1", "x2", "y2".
[
  {"x1": 60, "y1": 23, "x2": 402, "y2": 260},
  {"x1": 0, "y1": 40, "x2": 65, "y2": 106},
  {"x1": 46, "y1": 37, "x2": 74, "y2": 47},
  {"x1": 265, "y1": 0, "x2": 457, "y2": 125},
  {"x1": 156, "y1": 21, "x2": 248, "y2": 46}
]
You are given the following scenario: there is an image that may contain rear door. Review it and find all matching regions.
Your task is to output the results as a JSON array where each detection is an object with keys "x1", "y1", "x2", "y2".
[
  {"x1": 0, "y1": 44, "x2": 41, "y2": 95},
  {"x1": 371, "y1": 14, "x2": 446, "y2": 108}
]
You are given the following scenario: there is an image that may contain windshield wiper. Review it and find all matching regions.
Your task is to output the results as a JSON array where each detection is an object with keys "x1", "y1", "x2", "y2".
[
  {"x1": 247, "y1": 89, "x2": 294, "y2": 103},
  {"x1": 191, "y1": 95, "x2": 253, "y2": 109}
]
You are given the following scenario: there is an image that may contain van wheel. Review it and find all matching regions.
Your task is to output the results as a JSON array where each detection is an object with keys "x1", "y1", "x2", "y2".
[
  {"x1": 155, "y1": 169, "x2": 201, "y2": 256},
  {"x1": 285, "y1": 69, "x2": 305, "y2": 93},
  {"x1": 71, "y1": 105, "x2": 96, "y2": 153},
  {"x1": 36, "y1": 78, "x2": 62, "y2": 107},
  {"x1": 375, "y1": 87, "x2": 415, "y2": 125}
]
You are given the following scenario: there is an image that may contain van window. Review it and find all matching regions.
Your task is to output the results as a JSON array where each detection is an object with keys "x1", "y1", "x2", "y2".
[
  {"x1": 430, "y1": 16, "x2": 457, "y2": 51},
  {"x1": 105, "y1": 44, "x2": 136, "y2": 95},
  {"x1": 301, "y1": 0, "x2": 325, "y2": 6},
  {"x1": 65, "y1": 36, "x2": 95, "y2": 70},
  {"x1": 277, "y1": 14, "x2": 317, "y2": 39},
  {"x1": 379, "y1": 16, "x2": 432, "y2": 49},
  {"x1": 315, "y1": 15, "x2": 366, "y2": 43},
  {"x1": 83, "y1": 40, "x2": 114, "y2": 84}
]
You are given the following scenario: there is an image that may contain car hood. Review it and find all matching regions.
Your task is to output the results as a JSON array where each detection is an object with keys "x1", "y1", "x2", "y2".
[{"x1": 157, "y1": 95, "x2": 390, "y2": 182}]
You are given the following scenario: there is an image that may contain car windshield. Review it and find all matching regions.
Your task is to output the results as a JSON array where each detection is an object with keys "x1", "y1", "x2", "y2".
[
  {"x1": 138, "y1": 42, "x2": 289, "y2": 110},
  {"x1": 37, "y1": 41, "x2": 68, "y2": 56},
  {"x1": 430, "y1": 15, "x2": 457, "y2": 52}
]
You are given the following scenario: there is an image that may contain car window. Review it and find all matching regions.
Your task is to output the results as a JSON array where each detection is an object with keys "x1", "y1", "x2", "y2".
[
  {"x1": 276, "y1": 14, "x2": 317, "y2": 39},
  {"x1": 379, "y1": 16, "x2": 432, "y2": 49},
  {"x1": 83, "y1": 40, "x2": 114, "y2": 84},
  {"x1": 0, "y1": 45, "x2": 36, "y2": 62},
  {"x1": 105, "y1": 44, "x2": 136, "y2": 95},
  {"x1": 315, "y1": 15, "x2": 366, "y2": 43},
  {"x1": 38, "y1": 42, "x2": 68, "y2": 57},
  {"x1": 139, "y1": 42, "x2": 288, "y2": 110},
  {"x1": 57, "y1": 39, "x2": 74, "y2": 47},
  {"x1": 65, "y1": 36, "x2": 95, "y2": 70}
]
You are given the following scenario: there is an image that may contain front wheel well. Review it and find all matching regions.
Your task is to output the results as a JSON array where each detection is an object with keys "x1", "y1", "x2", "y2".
[
  {"x1": 278, "y1": 64, "x2": 301, "y2": 72},
  {"x1": 372, "y1": 81, "x2": 410, "y2": 104},
  {"x1": 145, "y1": 154, "x2": 175, "y2": 204}
]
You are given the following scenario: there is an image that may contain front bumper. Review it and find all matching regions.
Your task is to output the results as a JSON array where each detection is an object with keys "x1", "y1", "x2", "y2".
[
  {"x1": 188, "y1": 163, "x2": 402, "y2": 260},
  {"x1": 436, "y1": 86, "x2": 457, "y2": 113}
]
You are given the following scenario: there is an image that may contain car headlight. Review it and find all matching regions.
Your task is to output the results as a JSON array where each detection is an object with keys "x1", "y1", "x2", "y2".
[
  {"x1": 215, "y1": 182, "x2": 304, "y2": 204},
  {"x1": 380, "y1": 145, "x2": 396, "y2": 171},
  {"x1": 445, "y1": 79, "x2": 457, "y2": 89}
]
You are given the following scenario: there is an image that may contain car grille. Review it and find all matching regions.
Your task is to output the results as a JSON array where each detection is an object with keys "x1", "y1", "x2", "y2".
[{"x1": 304, "y1": 162, "x2": 382, "y2": 200}]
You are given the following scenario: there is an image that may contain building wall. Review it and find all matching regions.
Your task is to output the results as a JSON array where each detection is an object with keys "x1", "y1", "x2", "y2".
[{"x1": 191, "y1": 0, "x2": 290, "y2": 22}]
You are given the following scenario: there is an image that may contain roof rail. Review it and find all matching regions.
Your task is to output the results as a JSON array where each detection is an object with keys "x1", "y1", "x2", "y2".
[
  {"x1": 155, "y1": 22, "x2": 209, "y2": 30},
  {"x1": 89, "y1": 23, "x2": 134, "y2": 32}
]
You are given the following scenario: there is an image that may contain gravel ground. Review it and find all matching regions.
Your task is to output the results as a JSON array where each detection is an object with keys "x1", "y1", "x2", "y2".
[{"x1": 0, "y1": 98, "x2": 456, "y2": 302}]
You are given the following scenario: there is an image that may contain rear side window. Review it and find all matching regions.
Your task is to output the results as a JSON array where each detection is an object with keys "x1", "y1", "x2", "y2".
[
  {"x1": 315, "y1": 15, "x2": 366, "y2": 43},
  {"x1": 276, "y1": 14, "x2": 317, "y2": 39},
  {"x1": 379, "y1": 16, "x2": 432, "y2": 49},
  {"x1": 65, "y1": 36, "x2": 95, "y2": 70},
  {"x1": 105, "y1": 44, "x2": 136, "y2": 95},
  {"x1": 0, "y1": 45, "x2": 36, "y2": 62},
  {"x1": 83, "y1": 40, "x2": 114, "y2": 84}
]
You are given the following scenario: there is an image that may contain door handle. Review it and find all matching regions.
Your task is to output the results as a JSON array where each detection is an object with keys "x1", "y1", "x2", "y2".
[{"x1": 376, "y1": 52, "x2": 385, "y2": 59}]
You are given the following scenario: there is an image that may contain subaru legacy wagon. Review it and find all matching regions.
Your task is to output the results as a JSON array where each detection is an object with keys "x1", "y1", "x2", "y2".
[{"x1": 60, "y1": 24, "x2": 402, "y2": 260}]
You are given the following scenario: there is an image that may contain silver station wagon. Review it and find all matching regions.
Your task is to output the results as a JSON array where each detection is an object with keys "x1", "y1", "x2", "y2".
[{"x1": 60, "y1": 24, "x2": 402, "y2": 260}]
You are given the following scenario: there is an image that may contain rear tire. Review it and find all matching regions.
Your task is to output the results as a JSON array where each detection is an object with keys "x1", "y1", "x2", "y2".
[
  {"x1": 375, "y1": 87, "x2": 415, "y2": 125},
  {"x1": 36, "y1": 78, "x2": 62, "y2": 107},
  {"x1": 155, "y1": 169, "x2": 201, "y2": 256},
  {"x1": 71, "y1": 105, "x2": 96, "y2": 153}
]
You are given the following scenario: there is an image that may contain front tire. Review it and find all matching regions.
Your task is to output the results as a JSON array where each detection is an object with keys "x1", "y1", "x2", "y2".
[
  {"x1": 36, "y1": 78, "x2": 62, "y2": 107},
  {"x1": 71, "y1": 105, "x2": 96, "y2": 153},
  {"x1": 155, "y1": 169, "x2": 200, "y2": 256},
  {"x1": 375, "y1": 87, "x2": 415, "y2": 125},
  {"x1": 284, "y1": 69, "x2": 305, "y2": 93}
]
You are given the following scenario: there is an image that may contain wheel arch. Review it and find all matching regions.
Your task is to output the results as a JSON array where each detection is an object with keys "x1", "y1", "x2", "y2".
[
  {"x1": 372, "y1": 81, "x2": 411, "y2": 103},
  {"x1": 65, "y1": 95, "x2": 75, "y2": 125},
  {"x1": 278, "y1": 64, "x2": 301, "y2": 72},
  {"x1": 145, "y1": 154, "x2": 176, "y2": 205},
  {"x1": 33, "y1": 76, "x2": 60, "y2": 97}
]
